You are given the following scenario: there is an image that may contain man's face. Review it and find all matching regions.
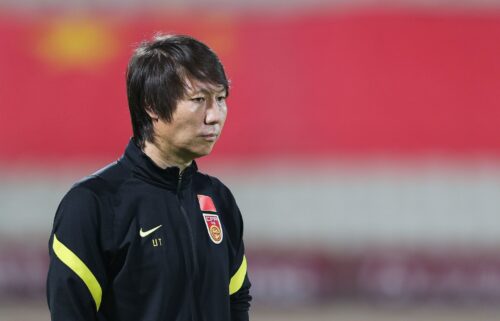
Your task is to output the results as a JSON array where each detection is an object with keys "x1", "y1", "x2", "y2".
[{"x1": 152, "y1": 78, "x2": 228, "y2": 162}]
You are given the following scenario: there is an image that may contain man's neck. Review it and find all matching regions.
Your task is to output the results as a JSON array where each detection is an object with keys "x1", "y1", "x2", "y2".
[{"x1": 142, "y1": 140, "x2": 192, "y2": 172}]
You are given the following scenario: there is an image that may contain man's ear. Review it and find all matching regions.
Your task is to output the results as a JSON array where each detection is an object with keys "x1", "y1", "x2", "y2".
[{"x1": 145, "y1": 106, "x2": 159, "y2": 121}]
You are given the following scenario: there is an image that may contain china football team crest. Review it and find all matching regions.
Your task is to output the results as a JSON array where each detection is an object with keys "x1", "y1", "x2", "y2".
[
  {"x1": 198, "y1": 195, "x2": 223, "y2": 244},
  {"x1": 202, "y1": 214, "x2": 223, "y2": 244}
]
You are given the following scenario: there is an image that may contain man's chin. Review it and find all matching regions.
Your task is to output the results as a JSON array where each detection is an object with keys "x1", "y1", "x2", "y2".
[{"x1": 190, "y1": 145, "x2": 215, "y2": 159}]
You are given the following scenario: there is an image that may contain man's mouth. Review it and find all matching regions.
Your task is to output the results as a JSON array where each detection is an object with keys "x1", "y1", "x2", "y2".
[{"x1": 199, "y1": 133, "x2": 218, "y2": 141}]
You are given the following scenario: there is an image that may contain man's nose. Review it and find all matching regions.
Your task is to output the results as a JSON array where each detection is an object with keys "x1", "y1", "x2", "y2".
[{"x1": 205, "y1": 99, "x2": 224, "y2": 124}]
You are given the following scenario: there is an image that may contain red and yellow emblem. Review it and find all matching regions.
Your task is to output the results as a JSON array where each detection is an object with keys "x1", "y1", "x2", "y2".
[
  {"x1": 198, "y1": 195, "x2": 223, "y2": 244},
  {"x1": 203, "y1": 214, "x2": 223, "y2": 244}
]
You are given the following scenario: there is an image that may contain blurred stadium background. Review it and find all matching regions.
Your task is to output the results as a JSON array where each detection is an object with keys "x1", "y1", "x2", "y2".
[{"x1": 1, "y1": 0, "x2": 500, "y2": 320}]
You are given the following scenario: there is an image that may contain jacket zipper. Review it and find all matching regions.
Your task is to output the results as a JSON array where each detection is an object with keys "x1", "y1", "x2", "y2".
[
  {"x1": 177, "y1": 172, "x2": 199, "y2": 321},
  {"x1": 176, "y1": 173, "x2": 199, "y2": 275}
]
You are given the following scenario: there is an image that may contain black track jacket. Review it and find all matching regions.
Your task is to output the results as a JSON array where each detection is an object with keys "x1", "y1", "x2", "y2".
[{"x1": 47, "y1": 139, "x2": 251, "y2": 321}]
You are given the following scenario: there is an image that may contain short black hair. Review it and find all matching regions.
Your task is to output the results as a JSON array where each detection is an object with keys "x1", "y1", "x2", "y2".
[{"x1": 126, "y1": 34, "x2": 229, "y2": 148}]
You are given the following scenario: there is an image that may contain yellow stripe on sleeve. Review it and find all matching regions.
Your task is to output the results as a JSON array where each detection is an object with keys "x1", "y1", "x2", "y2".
[
  {"x1": 52, "y1": 234, "x2": 102, "y2": 311},
  {"x1": 229, "y1": 255, "x2": 247, "y2": 295}
]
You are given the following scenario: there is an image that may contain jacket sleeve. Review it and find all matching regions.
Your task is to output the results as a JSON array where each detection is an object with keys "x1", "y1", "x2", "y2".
[
  {"x1": 46, "y1": 186, "x2": 109, "y2": 321},
  {"x1": 229, "y1": 236, "x2": 252, "y2": 321},
  {"x1": 218, "y1": 182, "x2": 252, "y2": 321}
]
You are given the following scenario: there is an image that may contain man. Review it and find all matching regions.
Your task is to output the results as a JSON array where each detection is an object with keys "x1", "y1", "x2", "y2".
[{"x1": 47, "y1": 34, "x2": 251, "y2": 321}]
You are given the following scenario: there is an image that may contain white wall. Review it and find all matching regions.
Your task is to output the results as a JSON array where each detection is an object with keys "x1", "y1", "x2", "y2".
[{"x1": 2, "y1": 161, "x2": 499, "y2": 249}]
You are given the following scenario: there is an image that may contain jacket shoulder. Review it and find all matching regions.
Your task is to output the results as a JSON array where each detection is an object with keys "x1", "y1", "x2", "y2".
[
  {"x1": 195, "y1": 172, "x2": 230, "y2": 192},
  {"x1": 72, "y1": 160, "x2": 132, "y2": 198},
  {"x1": 53, "y1": 161, "x2": 130, "y2": 244},
  {"x1": 194, "y1": 172, "x2": 233, "y2": 200}
]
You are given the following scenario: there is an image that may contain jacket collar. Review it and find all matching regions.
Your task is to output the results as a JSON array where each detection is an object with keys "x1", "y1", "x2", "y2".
[{"x1": 121, "y1": 138, "x2": 198, "y2": 191}]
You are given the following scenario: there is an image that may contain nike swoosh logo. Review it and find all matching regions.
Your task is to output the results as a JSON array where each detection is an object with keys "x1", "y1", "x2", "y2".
[{"x1": 139, "y1": 225, "x2": 163, "y2": 238}]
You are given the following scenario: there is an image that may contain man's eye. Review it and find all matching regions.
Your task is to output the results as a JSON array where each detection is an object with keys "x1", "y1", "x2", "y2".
[
  {"x1": 191, "y1": 97, "x2": 205, "y2": 103},
  {"x1": 216, "y1": 96, "x2": 226, "y2": 102}
]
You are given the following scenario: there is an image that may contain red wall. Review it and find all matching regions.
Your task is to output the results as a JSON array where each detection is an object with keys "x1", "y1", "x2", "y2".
[{"x1": 2, "y1": 10, "x2": 500, "y2": 162}]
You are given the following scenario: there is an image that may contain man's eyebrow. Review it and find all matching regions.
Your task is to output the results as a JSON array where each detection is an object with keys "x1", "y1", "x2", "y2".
[{"x1": 189, "y1": 87, "x2": 227, "y2": 95}]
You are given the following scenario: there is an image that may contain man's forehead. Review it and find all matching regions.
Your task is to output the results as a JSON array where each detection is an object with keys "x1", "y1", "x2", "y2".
[{"x1": 184, "y1": 78, "x2": 226, "y2": 94}]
